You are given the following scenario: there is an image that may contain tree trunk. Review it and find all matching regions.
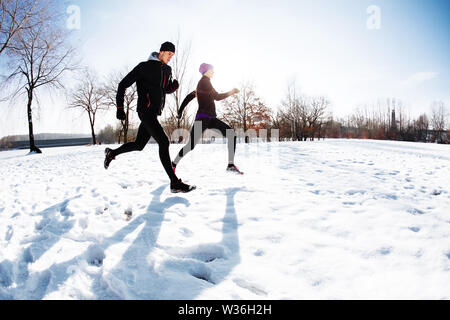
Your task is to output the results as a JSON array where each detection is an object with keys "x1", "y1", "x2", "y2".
[
  {"x1": 88, "y1": 112, "x2": 96, "y2": 145},
  {"x1": 123, "y1": 106, "x2": 130, "y2": 143},
  {"x1": 27, "y1": 89, "x2": 42, "y2": 153},
  {"x1": 90, "y1": 124, "x2": 97, "y2": 145},
  {"x1": 123, "y1": 121, "x2": 128, "y2": 144},
  {"x1": 244, "y1": 117, "x2": 249, "y2": 144}
]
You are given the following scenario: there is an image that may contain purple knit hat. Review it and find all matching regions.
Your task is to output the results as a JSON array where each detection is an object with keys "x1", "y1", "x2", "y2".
[{"x1": 199, "y1": 63, "x2": 214, "y2": 75}]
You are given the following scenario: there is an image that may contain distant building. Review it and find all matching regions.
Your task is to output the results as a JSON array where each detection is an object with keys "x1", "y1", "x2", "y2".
[{"x1": 4, "y1": 138, "x2": 93, "y2": 150}]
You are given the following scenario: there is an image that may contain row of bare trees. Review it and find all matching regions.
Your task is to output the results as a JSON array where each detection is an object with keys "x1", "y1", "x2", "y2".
[
  {"x1": 272, "y1": 82, "x2": 330, "y2": 141},
  {"x1": 322, "y1": 99, "x2": 449, "y2": 143},
  {"x1": 95, "y1": 76, "x2": 449, "y2": 145},
  {"x1": 221, "y1": 81, "x2": 271, "y2": 142},
  {"x1": 1, "y1": 1, "x2": 447, "y2": 151},
  {"x1": 67, "y1": 68, "x2": 138, "y2": 146},
  {"x1": 96, "y1": 80, "x2": 274, "y2": 145}
]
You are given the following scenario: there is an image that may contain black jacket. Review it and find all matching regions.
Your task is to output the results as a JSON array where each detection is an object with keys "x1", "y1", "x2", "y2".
[
  {"x1": 116, "y1": 52, "x2": 178, "y2": 115},
  {"x1": 178, "y1": 76, "x2": 233, "y2": 117}
]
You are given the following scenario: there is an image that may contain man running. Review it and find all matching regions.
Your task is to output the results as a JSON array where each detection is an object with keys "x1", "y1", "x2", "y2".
[
  {"x1": 172, "y1": 63, "x2": 243, "y2": 174},
  {"x1": 104, "y1": 41, "x2": 195, "y2": 193}
]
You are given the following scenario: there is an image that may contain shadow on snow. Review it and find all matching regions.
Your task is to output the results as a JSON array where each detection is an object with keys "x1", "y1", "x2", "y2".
[{"x1": 0, "y1": 186, "x2": 242, "y2": 300}]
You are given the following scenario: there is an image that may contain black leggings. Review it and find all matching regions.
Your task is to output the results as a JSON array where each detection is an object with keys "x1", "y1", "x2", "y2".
[
  {"x1": 112, "y1": 112, "x2": 177, "y2": 182},
  {"x1": 174, "y1": 117, "x2": 236, "y2": 165}
]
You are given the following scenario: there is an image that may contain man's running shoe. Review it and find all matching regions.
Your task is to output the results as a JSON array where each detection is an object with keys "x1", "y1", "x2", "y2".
[
  {"x1": 104, "y1": 148, "x2": 115, "y2": 169},
  {"x1": 226, "y1": 164, "x2": 244, "y2": 175},
  {"x1": 170, "y1": 179, "x2": 196, "y2": 193}
]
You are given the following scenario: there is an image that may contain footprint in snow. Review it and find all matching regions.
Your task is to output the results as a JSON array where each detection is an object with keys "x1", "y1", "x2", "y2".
[
  {"x1": 168, "y1": 243, "x2": 227, "y2": 264},
  {"x1": 86, "y1": 244, "x2": 106, "y2": 267},
  {"x1": 233, "y1": 278, "x2": 268, "y2": 297},
  {"x1": 407, "y1": 208, "x2": 426, "y2": 215},
  {"x1": 179, "y1": 227, "x2": 193, "y2": 238},
  {"x1": 30, "y1": 270, "x2": 51, "y2": 299},
  {"x1": 118, "y1": 182, "x2": 131, "y2": 189},
  {"x1": 22, "y1": 247, "x2": 34, "y2": 264},
  {"x1": 78, "y1": 217, "x2": 89, "y2": 229},
  {"x1": 377, "y1": 247, "x2": 392, "y2": 256},
  {"x1": 5, "y1": 226, "x2": 13, "y2": 241},
  {"x1": 91, "y1": 188, "x2": 100, "y2": 197},
  {"x1": 415, "y1": 250, "x2": 424, "y2": 258},
  {"x1": 189, "y1": 263, "x2": 215, "y2": 285},
  {"x1": 124, "y1": 208, "x2": 132, "y2": 221},
  {"x1": 380, "y1": 193, "x2": 398, "y2": 200},
  {"x1": 35, "y1": 218, "x2": 50, "y2": 231},
  {"x1": 253, "y1": 249, "x2": 265, "y2": 256},
  {"x1": 0, "y1": 261, "x2": 13, "y2": 288},
  {"x1": 95, "y1": 206, "x2": 108, "y2": 215},
  {"x1": 345, "y1": 190, "x2": 366, "y2": 196}
]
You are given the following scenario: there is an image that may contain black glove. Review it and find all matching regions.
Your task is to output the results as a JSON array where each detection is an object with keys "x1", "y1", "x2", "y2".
[
  {"x1": 171, "y1": 79, "x2": 179, "y2": 91},
  {"x1": 116, "y1": 108, "x2": 126, "y2": 120}
]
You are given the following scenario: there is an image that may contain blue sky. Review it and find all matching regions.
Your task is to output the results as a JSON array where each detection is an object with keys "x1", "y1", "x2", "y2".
[{"x1": 1, "y1": 0, "x2": 449, "y2": 136}]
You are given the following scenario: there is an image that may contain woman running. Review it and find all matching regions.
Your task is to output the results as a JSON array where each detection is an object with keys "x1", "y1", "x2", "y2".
[{"x1": 172, "y1": 63, "x2": 243, "y2": 174}]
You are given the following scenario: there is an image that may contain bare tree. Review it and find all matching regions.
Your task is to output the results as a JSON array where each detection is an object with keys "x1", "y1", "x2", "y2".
[
  {"x1": 414, "y1": 114, "x2": 429, "y2": 142},
  {"x1": 0, "y1": 0, "x2": 38, "y2": 55},
  {"x1": 308, "y1": 96, "x2": 329, "y2": 140},
  {"x1": 221, "y1": 81, "x2": 270, "y2": 142},
  {"x1": 161, "y1": 31, "x2": 194, "y2": 140},
  {"x1": 169, "y1": 31, "x2": 194, "y2": 129},
  {"x1": 431, "y1": 101, "x2": 447, "y2": 130},
  {"x1": 430, "y1": 101, "x2": 447, "y2": 143},
  {"x1": 101, "y1": 68, "x2": 137, "y2": 143},
  {"x1": 279, "y1": 81, "x2": 322, "y2": 141},
  {"x1": 68, "y1": 69, "x2": 107, "y2": 145},
  {"x1": 97, "y1": 124, "x2": 116, "y2": 144},
  {"x1": 279, "y1": 81, "x2": 301, "y2": 141},
  {"x1": 350, "y1": 107, "x2": 366, "y2": 138},
  {"x1": 276, "y1": 81, "x2": 330, "y2": 141},
  {"x1": 5, "y1": 2, "x2": 77, "y2": 153}
]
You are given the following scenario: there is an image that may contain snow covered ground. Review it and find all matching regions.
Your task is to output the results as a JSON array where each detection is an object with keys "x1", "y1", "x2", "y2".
[{"x1": 0, "y1": 139, "x2": 449, "y2": 300}]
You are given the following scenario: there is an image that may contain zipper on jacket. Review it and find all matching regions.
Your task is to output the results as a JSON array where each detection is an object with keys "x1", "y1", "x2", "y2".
[
  {"x1": 160, "y1": 65, "x2": 164, "y2": 112},
  {"x1": 146, "y1": 93, "x2": 150, "y2": 108}
]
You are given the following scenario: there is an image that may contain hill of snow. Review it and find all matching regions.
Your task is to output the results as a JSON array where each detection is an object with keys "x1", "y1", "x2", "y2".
[{"x1": 0, "y1": 139, "x2": 449, "y2": 299}]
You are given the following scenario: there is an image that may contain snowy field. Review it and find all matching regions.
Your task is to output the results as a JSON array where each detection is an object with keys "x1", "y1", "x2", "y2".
[{"x1": 0, "y1": 139, "x2": 449, "y2": 300}]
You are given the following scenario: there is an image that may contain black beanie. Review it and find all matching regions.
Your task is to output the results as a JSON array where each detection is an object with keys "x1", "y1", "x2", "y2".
[{"x1": 160, "y1": 41, "x2": 175, "y2": 53}]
